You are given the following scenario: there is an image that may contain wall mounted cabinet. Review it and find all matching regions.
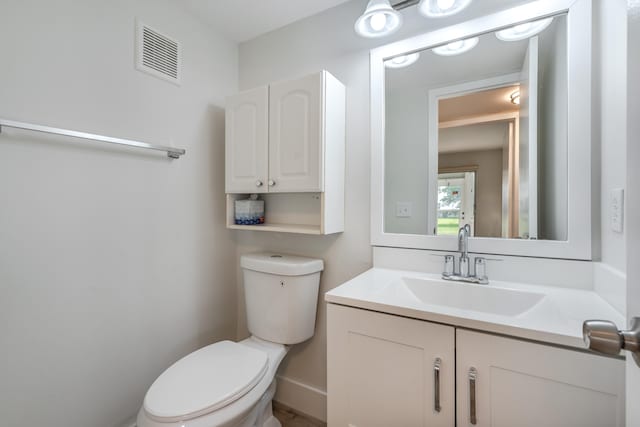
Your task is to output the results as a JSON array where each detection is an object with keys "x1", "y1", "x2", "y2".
[
  {"x1": 225, "y1": 71, "x2": 345, "y2": 234},
  {"x1": 328, "y1": 304, "x2": 625, "y2": 427}
]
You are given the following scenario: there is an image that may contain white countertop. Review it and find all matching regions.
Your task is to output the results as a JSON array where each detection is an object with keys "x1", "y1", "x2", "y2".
[{"x1": 325, "y1": 268, "x2": 625, "y2": 349}]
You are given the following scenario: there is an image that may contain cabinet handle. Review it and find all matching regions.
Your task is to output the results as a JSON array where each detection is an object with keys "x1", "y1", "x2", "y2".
[
  {"x1": 469, "y1": 367, "x2": 477, "y2": 425},
  {"x1": 268, "y1": 179, "x2": 276, "y2": 186},
  {"x1": 434, "y1": 358, "x2": 442, "y2": 413},
  {"x1": 255, "y1": 180, "x2": 263, "y2": 187}
]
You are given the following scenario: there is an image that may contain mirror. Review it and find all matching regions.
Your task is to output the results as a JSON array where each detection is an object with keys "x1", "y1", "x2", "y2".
[
  {"x1": 371, "y1": 0, "x2": 592, "y2": 259},
  {"x1": 384, "y1": 14, "x2": 567, "y2": 240}
]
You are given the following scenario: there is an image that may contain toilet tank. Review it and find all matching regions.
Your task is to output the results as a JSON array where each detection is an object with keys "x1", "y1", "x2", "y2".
[{"x1": 240, "y1": 253, "x2": 324, "y2": 345}]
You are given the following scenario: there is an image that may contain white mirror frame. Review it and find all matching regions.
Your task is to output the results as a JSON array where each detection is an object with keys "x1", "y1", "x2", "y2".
[{"x1": 371, "y1": 0, "x2": 592, "y2": 260}]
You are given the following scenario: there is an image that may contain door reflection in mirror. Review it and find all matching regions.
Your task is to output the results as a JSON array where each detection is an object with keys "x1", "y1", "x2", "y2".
[{"x1": 437, "y1": 171, "x2": 476, "y2": 236}]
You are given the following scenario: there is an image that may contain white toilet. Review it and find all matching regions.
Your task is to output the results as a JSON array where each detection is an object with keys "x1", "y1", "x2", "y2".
[{"x1": 137, "y1": 253, "x2": 324, "y2": 427}]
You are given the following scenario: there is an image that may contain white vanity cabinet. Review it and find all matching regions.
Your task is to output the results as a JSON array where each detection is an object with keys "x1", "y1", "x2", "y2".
[
  {"x1": 225, "y1": 70, "x2": 345, "y2": 234},
  {"x1": 327, "y1": 304, "x2": 456, "y2": 427},
  {"x1": 456, "y1": 329, "x2": 625, "y2": 427},
  {"x1": 327, "y1": 304, "x2": 625, "y2": 427}
]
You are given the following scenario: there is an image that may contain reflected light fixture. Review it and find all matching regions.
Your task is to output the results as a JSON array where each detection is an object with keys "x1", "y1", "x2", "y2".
[
  {"x1": 510, "y1": 90, "x2": 521, "y2": 105},
  {"x1": 432, "y1": 37, "x2": 479, "y2": 56},
  {"x1": 354, "y1": 0, "x2": 403, "y2": 38},
  {"x1": 385, "y1": 52, "x2": 420, "y2": 68},
  {"x1": 355, "y1": 0, "x2": 473, "y2": 38},
  {"x1": 418, "y1": 0, "x2": 473, "y2": 18},
  {"x1": 495, "y1": 17, "x2": 554, "y2": 41}
]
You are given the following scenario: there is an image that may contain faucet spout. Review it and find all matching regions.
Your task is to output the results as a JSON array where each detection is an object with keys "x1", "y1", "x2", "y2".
[
  {"x1": 457, "y1": 224, "x2": 471, "y2": 277},
  {"x1": 458, "y1": 224, "x2": 470, "y2": 258}
]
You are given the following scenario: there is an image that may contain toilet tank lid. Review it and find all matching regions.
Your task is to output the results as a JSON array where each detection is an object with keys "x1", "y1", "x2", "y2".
[{"x1": 241, "y1": 253, "x2": 324, "y2": 276}]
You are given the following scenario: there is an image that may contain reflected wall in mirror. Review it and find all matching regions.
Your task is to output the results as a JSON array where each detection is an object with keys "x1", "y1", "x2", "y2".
[{"x1": 384, "y1": 14, "x2": 568, "y2": 241}]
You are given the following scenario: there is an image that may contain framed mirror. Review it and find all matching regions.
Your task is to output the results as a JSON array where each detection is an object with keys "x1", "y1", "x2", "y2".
[{"x1": 370, "y1": 0, "x2": 592, "y2": 259}]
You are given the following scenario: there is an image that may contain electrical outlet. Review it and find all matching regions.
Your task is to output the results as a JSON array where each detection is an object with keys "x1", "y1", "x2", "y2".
[
  {"x1": 611, "y1": 188, "x2": 624, "y2": 233},
  {"x1": 396, "y1": 202, "x2": 412, "y2": 218}
]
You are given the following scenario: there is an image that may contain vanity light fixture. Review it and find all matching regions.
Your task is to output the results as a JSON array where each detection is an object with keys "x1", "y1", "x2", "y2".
[
  {"x1": 354, "y1": 0, "x2": 403, "y2": 38},
  {"x1": 510, "y1": 90, "x2": 521, "y2": 105},
  {"x1": 418, "y1": 0, "x2": 472, "y2": 18},
  {"x1": 355, "y1": 0, "x2": 473, "y2": 38},
  {"x1": 432, "y1": 37, "x2": 479, "y2": 56},
  {"x1": 495, "y1": 17, "x2": 554, "y2": 41},
  {"x1": 385, "y1": 52, "x2": 420, "y2": 68}
]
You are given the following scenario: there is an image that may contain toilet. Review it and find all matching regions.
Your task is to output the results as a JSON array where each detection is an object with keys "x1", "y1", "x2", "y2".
[{"x1": 137, "y1": 253, "x2": 324, "y2": 427}]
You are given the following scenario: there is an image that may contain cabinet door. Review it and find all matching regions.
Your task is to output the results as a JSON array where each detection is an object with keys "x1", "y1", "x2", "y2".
[
  {"x1": 225, "y1": 86, "x2": 268, "y2": 193},
  {"x1": 269, "y1": 72, "x2": 322, "y2": 192},
  {"x1": 327, "y1": 304, "x2": 455, "y2": 427},
  {"x1": 456, "y1": 329, "x2": 625, "y2": 427}
]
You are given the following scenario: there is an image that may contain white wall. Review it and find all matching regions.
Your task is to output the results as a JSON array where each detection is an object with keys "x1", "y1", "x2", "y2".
[
  {"x1": 236, "y1": 3, "x2": 374, "y2": 419},
  {"x1": 384, "y1": 88, "x2": 430, "y2": 235},
  {"x1": 538, "y1": 16, "x2": 568, "y2": 241},
  {"x1": 592, "y1": 0, "x2": 627, "y2": 311},
  {"x1": 0, "y1": 1, "x2": 238, "y2": 426},
  {"x1": 596, "y1": 0, "x2": 627, "y2": 270}
]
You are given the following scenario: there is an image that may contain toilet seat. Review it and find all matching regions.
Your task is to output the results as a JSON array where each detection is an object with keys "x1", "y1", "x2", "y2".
[{"x1": 143, "y1": 340, "x2": 268, "y2": 423}]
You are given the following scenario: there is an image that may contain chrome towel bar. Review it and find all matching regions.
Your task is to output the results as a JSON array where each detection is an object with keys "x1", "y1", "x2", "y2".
[{"x1": 0, "y1": 118, "x2": 186, "y2": 159}]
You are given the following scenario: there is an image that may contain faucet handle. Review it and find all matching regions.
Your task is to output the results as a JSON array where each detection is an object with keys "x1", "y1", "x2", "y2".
[
  {"x1": 443, "y1": 255, "x2": 454, "y2": 277},
  {"x1": 474, "y1": 258, "x2": 487, "y2": 280}
]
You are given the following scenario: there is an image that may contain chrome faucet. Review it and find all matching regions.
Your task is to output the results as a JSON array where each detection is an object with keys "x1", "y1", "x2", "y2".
[
  {"x1": 442, "y1": 224, "x2": 489, "y2": 285},
  {"x1": 458, "y1": 224, "x2": 471, "y2": 277}
]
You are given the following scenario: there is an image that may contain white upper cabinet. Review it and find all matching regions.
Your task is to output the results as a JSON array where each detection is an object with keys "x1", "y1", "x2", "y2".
[
  {"x1": 225, "y1": 86, "x2": 268, "y2": 193},
  {"x1": 224, "y1": 71, "x2": 345, "y2": 234},
  {"x1": 269, "y1": 73, "x2": 322, "y2": 192},
  {"x1": 226, "y1": 71, "x2": 344, "y2": 194}
]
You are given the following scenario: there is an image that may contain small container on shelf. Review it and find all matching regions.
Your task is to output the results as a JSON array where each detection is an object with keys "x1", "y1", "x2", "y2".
[{"x1": 234, "y1": 194, "x2": 265, "y2": 225}]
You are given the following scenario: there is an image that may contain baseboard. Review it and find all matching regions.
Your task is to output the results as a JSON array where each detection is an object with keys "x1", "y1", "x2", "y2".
[
  {"x1": 274, "y1": 375, "x2": 327, "y2": 422},
  {"x1": 593, "y1": 262, "x2": 626, "y2": 315}
]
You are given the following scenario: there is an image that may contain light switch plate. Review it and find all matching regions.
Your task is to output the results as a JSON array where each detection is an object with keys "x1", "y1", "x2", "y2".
[
  {"x1": 611, "y1": 188, "x2": 624, "y2": 233},
  {"x1": 396, "y1": 202, "x2": 412, "y2": 218}
]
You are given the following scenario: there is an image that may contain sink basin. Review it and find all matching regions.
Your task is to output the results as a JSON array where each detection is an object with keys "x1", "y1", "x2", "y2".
[{"x1": 380, "y1": 277, "x2": 545, "y2": 316}]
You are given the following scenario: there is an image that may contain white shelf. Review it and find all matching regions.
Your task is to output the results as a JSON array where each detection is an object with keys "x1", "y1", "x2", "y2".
[{"x1": 227, "y1": 222, "x2": 322, "y2": 235}]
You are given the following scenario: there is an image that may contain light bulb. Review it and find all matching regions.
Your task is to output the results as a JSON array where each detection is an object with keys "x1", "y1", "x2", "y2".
[
  {"x1": 510, "y1": 90, "x2": 521, "y2": 105},
  {"x1": 418, "y1": 0, "x2": 472, "y2": 18},
  {"x1": 385, "y1": 52, "x2": 420, "y2": 68},
  {"x1": 370, "y1": 12, "x2": 387, "y2": 31},
  {"x1": 495, "y1": 17, "x2": 554, "y2": 42},
  {"x1": 432, "y1": 37, "x2": 478, "y2": 56},
  {"x1": 513, "y1": 22, "x2": 532, "y2": 34},
  {"x1": 437, "y1": 0, "x2": 456, "y2": 11},
  {"x1": 446, "y1": 40, "x2": 464, "y2": 50}
]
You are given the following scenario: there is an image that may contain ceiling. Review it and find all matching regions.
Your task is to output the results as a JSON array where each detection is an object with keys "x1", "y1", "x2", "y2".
[
  {"x1": 439, "y1": 85, "x2": 520, "y2": 123},
  {"x1": 182, "y1": 0, "x2": 353, "y2": 43}
]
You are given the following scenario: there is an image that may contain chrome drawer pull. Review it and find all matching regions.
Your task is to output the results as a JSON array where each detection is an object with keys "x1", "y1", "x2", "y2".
[
  {"x1": 469, "y1": 367, "x2": 478, "y2": 425},
  {"x1": 434, "y1": 358, "x2": 442, "y2": 413}
]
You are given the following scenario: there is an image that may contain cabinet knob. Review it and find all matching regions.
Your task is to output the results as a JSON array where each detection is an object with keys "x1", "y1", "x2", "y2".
[
  {"x1": 255, "y1": 180, "x2": 263, "y2": 187},
  {"x1": 268, "y1": 179, "x2": 276, "y2": 187}
]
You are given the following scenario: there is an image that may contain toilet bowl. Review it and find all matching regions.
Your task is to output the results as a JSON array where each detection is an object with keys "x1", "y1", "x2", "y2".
[{"x1": 137, "y1": 253, "x2": 323, "y2": 427}]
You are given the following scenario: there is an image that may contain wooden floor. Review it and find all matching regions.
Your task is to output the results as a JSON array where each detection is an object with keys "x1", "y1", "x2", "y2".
[{"x1": 272, "y1": 402, "x2": 326, "y2": 427}]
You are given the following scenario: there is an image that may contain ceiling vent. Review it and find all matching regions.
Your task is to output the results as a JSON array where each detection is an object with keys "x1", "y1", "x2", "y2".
[{"x1": 135, "y1": 20, "x2": 181, "y2": 85}]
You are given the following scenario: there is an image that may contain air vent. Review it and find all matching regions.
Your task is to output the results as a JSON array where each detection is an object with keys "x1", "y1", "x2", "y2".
[{"x1": 136, "y1": 20, "x2": 181, "y2": 85}]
